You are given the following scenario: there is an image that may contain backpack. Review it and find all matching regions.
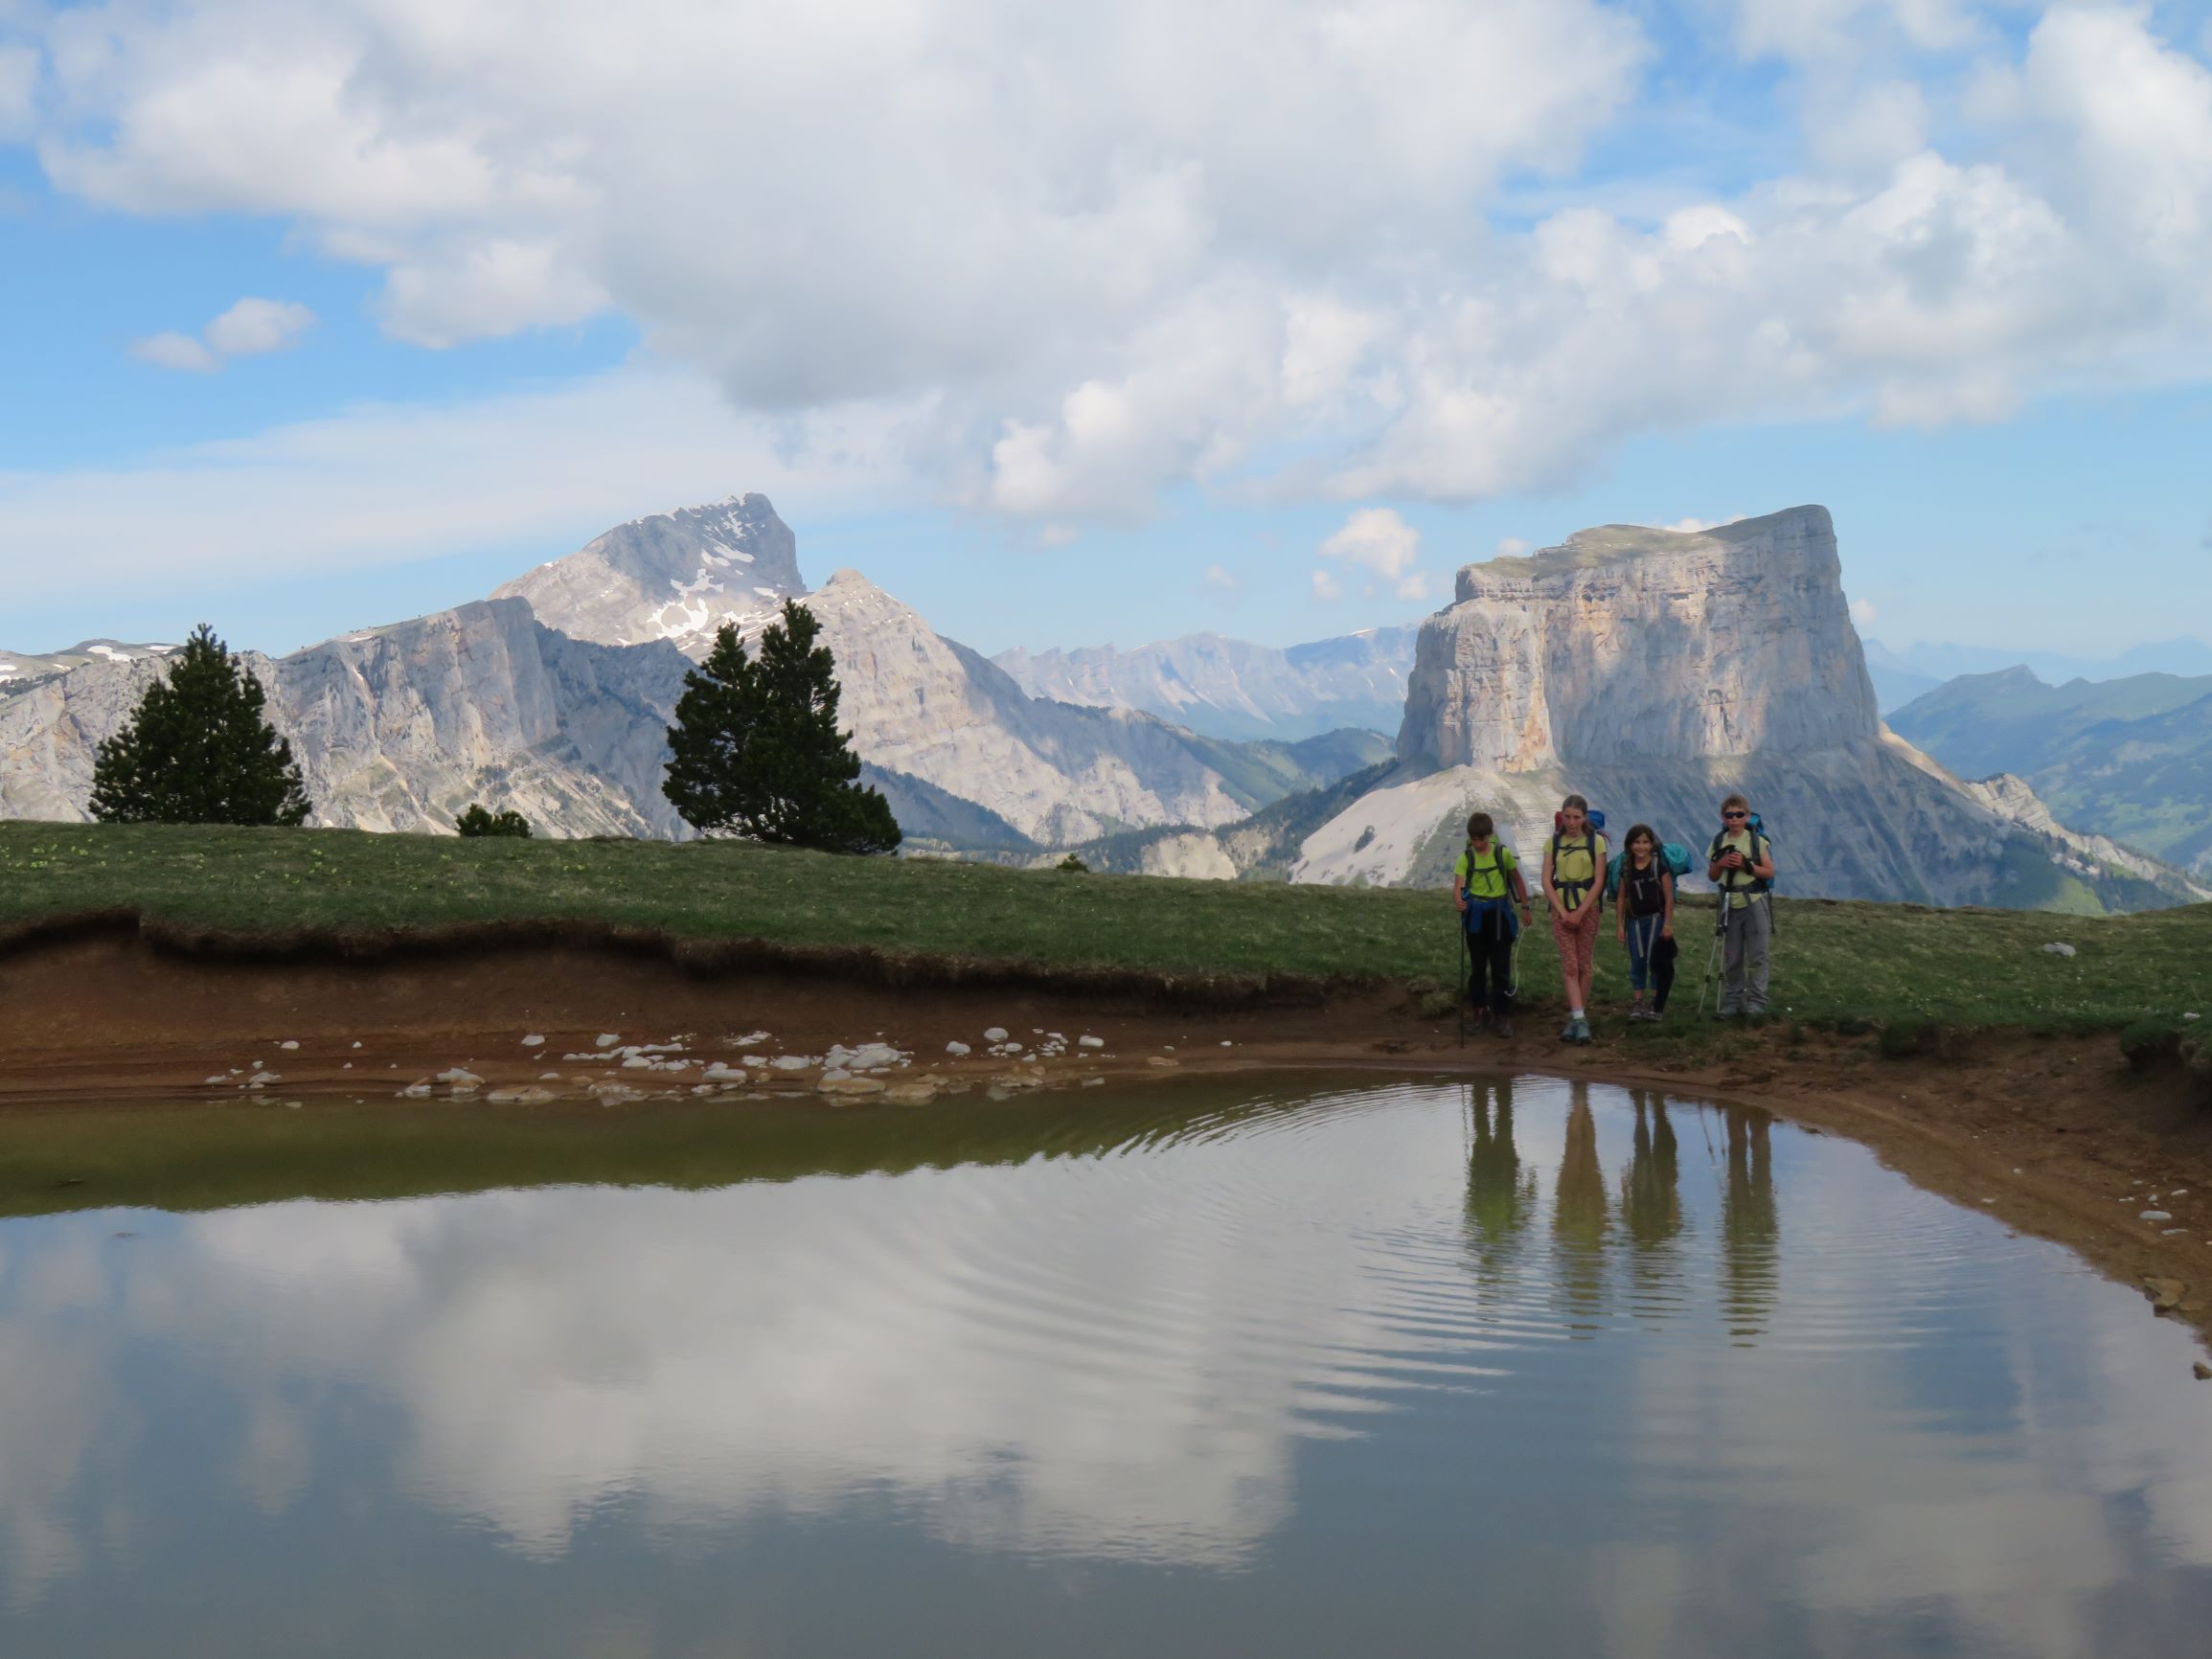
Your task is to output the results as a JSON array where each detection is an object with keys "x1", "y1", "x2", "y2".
[
  {"x1": 1604, "y1": 841, "x2": 1693, "y2": 902},
  {"x1": 1459, "y1": 840, "x2": 1520, "y2": 901},
  {"x1": 1708, "y1": 812, "x2": 1777, "y2": 897}
]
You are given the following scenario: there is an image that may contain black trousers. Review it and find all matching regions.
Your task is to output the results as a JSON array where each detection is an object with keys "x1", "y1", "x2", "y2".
[
  {"x1": 1466, "y1": 908, "x2": 1517, "y2": 1015},
  {"x1": 1653, "y1": 931, "x2": 1678, "y2": 1011}
]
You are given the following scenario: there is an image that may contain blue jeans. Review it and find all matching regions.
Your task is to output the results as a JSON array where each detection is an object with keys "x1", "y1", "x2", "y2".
[{"x1": 1624, "y1": 914, "x2": 1659, "y2": 990}]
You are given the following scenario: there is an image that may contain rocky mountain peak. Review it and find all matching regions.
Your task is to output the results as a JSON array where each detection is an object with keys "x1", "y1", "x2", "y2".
[{"x1": 491, "y1": 492, "x2": 806, "y2": 658}]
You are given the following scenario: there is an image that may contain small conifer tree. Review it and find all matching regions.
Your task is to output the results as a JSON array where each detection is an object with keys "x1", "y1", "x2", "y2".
[
  {"x1": 663, "y1": 601, "x2": 901, "y2": 854},
  {"x1": 456, "y1": 804, "x2": 533, "y2": 838},
  {"x1": 89, "y1": 625, "x2": 311, "y2": 827}
]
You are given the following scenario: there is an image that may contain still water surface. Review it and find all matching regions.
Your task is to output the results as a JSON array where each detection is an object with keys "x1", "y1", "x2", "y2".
[{"x1": 3, "y1": 1076, "x2": 2210, "y2": 1656}]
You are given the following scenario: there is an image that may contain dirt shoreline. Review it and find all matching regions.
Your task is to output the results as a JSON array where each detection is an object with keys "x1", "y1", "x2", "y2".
[{"x1": 6, "y1": 932, "x2": 2208, "y2": 1360}]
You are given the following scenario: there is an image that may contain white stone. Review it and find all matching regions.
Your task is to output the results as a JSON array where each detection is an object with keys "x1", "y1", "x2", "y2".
[
  {"x1": 596, "y1": 1034, "x2": 622, "y2": 1048},
  {"x1": 2041, "y1": 943, "x2": 2078, "y2": 958},
  {"x1": 521, "y1": 1034, "x2": 546, "y2": 1047},
  {"x1": 825, "y1": 1041, "x2": 904, "y2": 1073},
  {"x1": 1078, "y1": 1035, "x2": 1105, "y2": 1049},
  {"x1": 946, "y1": 1041, "x2": 972, "y2": 1057},
  {"x1": 984, "y1": 1027, "x2": 1009, "y2": 1043}
]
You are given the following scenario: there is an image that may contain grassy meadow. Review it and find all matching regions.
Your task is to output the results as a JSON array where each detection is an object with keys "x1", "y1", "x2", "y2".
[{"x1": 2, "y1": 821, "x2": 2207, "y2": 1032}]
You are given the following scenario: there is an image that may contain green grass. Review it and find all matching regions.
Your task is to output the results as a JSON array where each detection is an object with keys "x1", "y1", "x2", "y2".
[{"x1": 3, "y1": 822, "x2": 2209, "y2": 1029}]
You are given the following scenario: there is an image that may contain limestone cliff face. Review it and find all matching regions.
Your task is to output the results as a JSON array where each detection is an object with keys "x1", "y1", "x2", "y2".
[
  {"x1": 490, "y1": 496, "x2": 1266, "y2": 844},
  {"x1": 0, "y1": 602, "x2": 691, "y2": 838},
  {"x1": 759, "y1": 572, "x2": 1250, "y2": 845},
  {"x1": 1399, "y1": 507, "x2": 1879, "y2": 769},
  {"x1": 1, "y1": 495, "x2": 1276, "y2": 847}
]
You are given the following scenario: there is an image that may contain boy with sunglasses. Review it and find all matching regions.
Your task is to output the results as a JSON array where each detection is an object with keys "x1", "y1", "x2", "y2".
[{"x1": 1707, "y1": 793, "x2": 1776, "y2": 1018}]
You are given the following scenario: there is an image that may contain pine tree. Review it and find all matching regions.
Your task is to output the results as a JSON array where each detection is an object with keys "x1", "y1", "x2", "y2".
[
  {"x1": 456, "y1": 804, "x2": 533, "y2": 838},
  {"x1": 662, "y1": 602, "x2": 901, "y2": 854},
  {"x1": 89, "y1": 625, "x2": 311, "y2": 827}
]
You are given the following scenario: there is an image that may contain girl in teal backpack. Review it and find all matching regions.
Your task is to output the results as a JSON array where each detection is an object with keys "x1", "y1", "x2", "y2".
[{"x1": 1613, "y1": 824, "x2": 1676, "y2": 1022}]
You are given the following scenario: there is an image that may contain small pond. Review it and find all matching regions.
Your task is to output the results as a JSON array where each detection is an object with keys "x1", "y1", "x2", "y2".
[{"x1": 2, "y1": 1076, "x2": 2208, "y2": 1656}]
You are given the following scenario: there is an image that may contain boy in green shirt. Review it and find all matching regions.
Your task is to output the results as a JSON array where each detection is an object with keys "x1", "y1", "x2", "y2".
[{"x1": 1452, "y1": 812, "x2": 1533, "y2": 1037}]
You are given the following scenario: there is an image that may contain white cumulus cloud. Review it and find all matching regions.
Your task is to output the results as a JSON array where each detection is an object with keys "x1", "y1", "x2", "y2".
[
  {"x1": 1318, "y1": 507, "x2": 1433, "y2": 602},
  {"x1": 11, "y1": 0, "x2": 2212, "y2": 526},
  {"x1": 131, "y1": 296, "x2": 316, "y2": 372}
]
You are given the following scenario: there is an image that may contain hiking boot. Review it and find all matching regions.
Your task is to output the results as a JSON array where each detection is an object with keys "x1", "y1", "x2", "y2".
[
  {"x1": 1559, "y1": 1016, "x2": 1580, "y2": 1042},
  {"x1": 1571, "y1": 1016, "x2": 1593, "y2": 1044},
  {"x1": 1494, "y1": 1016, "x2": 1515, "y2": 1039}
]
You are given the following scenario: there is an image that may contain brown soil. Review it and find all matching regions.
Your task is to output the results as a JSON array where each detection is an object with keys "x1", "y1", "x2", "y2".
[{"x1": 5, "y1": 929, "x2": 2208, "y2": 1358}]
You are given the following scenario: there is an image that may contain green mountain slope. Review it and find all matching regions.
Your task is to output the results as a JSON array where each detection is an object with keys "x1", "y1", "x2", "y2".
[{"x1": 1892, "y1": 669, "x2": 2212, "y2": 875}]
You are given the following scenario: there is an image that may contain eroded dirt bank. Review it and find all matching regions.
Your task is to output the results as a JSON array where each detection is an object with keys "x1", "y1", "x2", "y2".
[{"x1": 4, "y1": 930, "x2": 2208, "y2": 1358}]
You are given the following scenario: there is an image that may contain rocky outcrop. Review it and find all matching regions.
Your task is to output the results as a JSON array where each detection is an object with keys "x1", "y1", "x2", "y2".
[
  {"x1": 491, "y1": 493, "x2": 805, "y2": 654},
  {"x1": 997, "y1": 625, "x2": 1417, "y2": 741},
  {"x1": 1297, "y1": 508, "x2": 2198, "y2": 911},
  {"x1": 1, "y1": 602, "x2": 691, "y2": 838},
  {"x1": 1398, "y1": 509, "x2": 1877, "y2": 770}
]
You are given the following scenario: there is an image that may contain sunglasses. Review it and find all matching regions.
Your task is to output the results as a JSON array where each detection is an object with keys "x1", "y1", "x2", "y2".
[{"x1": 1723, "y1": 810, "x2": 1748, "y2": 820}]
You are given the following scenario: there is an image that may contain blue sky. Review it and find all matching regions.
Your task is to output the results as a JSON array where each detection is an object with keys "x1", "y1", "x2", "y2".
[{"x1": 3, "y1": 0, "x2": 2209, "y2": 662}]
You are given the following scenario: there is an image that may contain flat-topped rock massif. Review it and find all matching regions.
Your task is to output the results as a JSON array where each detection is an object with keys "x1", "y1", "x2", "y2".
[
  {"x1": 1296, "y1": 507, "x2": 2202, "y2": 911},
  {"x1": 1401, "y1": 508, "x2": 1877, "y2": 769}
]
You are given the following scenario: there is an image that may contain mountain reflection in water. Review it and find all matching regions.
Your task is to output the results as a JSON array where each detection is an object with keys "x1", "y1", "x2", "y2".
[{"x1": 2, "y1": 1075, "x2": 2210, "y2": 1659}]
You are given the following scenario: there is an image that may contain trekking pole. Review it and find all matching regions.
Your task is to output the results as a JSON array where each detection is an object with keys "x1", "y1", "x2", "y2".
[{"x1": 1698, "y1": 898, "x2": 1730, "y2": 1019}]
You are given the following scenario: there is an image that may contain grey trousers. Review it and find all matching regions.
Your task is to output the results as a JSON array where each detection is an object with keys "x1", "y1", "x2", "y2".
[{"x1": 1720, "y1": 897, "x2": 1771, "y2": 1013}]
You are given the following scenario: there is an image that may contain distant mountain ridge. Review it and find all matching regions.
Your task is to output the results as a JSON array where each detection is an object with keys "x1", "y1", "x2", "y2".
[
  {"x1": 1865, "y1": 635, "x2": 2212, "y2": 692},
  {"x1": 0, "y1": 640, "x2": 176, "y2": 685},
  {"x1": 994, "y1": 625, "x2": 1417, "y2": 740},
  {"x1": 2, "y1": 498, "x2": 1379, "y2": 851},
  {"x1": 1891, "y1": 667, "x2": 2212, "y2": 875}
]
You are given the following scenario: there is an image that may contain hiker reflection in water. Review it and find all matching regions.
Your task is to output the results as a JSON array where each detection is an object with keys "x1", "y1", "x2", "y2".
[
  {"x1": 1721, "y1": 1106, "x2": 1780, "y2": 1343},
  {"x1": 1552, "y1": 1088, "x2": 1611, "y2": 1329},
  {"x1": 1619, "y1": 1092, "x2": 1685, "y2": 1318},
  {"x1": 1464, "y1": 1079, "x2": 1538, "y2": 1286}
]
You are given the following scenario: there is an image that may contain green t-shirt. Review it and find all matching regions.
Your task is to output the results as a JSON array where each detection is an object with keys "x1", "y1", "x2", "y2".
[{"x1": 1454, "y1": 841, "x2": 1519, "y2": 900}]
